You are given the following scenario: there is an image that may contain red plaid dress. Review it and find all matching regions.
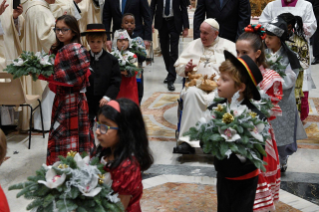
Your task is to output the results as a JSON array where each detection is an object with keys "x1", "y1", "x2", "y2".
[
  {"x1": 43, "y1": 43, "x2": 94, "y2": 165},
  {"x1": 253, "y1": 66, "x2": 283, "y2": 212}
]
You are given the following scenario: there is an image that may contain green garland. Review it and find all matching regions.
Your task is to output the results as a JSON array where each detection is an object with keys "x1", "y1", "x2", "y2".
[
  {"x1": 130, "y1": 40, "x2": 147, "y2": 58},
  {"x1": 265, "y1": 55, "x2": 287, "y2": 78},
  {"x1": 4, "y1": 51, "x2": 55, "y2": 81}
]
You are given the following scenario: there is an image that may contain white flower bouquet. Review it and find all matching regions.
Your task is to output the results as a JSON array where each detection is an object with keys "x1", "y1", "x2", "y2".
[
  {"x1": 4, "y1": 51, "x2": 55, "y2": 81},
  {"x1": 184, "y1": 92, "x2": 271, "y2": 171},
  {"x1": 8, "y1": 151, "x2": 124, "y2": 212}
]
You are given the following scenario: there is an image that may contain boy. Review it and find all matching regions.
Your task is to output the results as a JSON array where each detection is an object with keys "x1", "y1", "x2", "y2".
[
  {"x1": 121, "y1": 13, "x2": 147, "y2": 104},
  {"x1": 208, "y1": 51, "x2": 265, "y2": 212},
  {"x1": 81, "y1": 24, "x2": 121, "y2": 125}
]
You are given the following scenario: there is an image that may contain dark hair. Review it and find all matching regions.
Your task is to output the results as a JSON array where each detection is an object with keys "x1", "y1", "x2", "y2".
[
  {"x1": 278, "y1": 13, "x2": 306, "y2": 41},
  {"x1": 122, "y1": 13, "x2": 135, "y2": 22},
  {"x1": 237, "y1": 32, "x2": 268, "y2": 68},
  {"x1": 51, "y1": 15, "x2": 81, "y2": 54},
  {"x1": 86, "y1": 32, "x2": 108, "y2": 42},
  {"x1": 95, "y1": 98, "x2": 153, "y2": 171}
]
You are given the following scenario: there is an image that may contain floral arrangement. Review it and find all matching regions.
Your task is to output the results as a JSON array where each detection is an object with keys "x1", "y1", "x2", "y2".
[
  {"x1": 265, "y1": 55, "x2": 287, "y2": 78},
  {"x1": 111, "y1": 50, "x2": 142, "y2": 73},
  {"x1": 8, "y1": 151, "x2": 123, "y2": 212},
  {"x1": 4, "y1": 51, "x2": 55, "y2": 81},
  {"x1": 185, "y1": 92, "x2": 270, "y2": 171},
  {"x1": 251, "y1": 90, "x2": 274, "y2": 118},
  {"x1": 130, "y1": 39, "x2": 147, "y2": 58}
]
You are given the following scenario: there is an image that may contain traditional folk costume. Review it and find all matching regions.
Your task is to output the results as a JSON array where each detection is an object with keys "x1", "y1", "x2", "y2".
[
  {"x1": 111, "y1": 30, "x2": 140, "y2": 105},
  {"x1": 81, "y1": 24, "x2": 121, "y2": 124},
  {"x1": 264, "y1": 17, "x2": 306, "y2": 171},
  {"x1": 253, "y1": 66, "x2": 283, "y2": 212},
  {"x1": 21, "y1": 0, "x2": 57, "y2": 131},
  {"x1": 39, "y1": 43, "x2": 94, "y2": 165},
  {"x1": 259, "y1": 0, "x2": 317, "y2": 121},
  {"x1": 173, "y1": 19, "x2": 236, "y2": 151},
  {"x1": 208, "y1": 52, "x2": 265, "y2": 212}
]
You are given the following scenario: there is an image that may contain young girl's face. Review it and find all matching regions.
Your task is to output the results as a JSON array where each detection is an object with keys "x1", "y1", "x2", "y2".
[
  {"x1": 96, "y1": 115, "x2": 119, "y2": 149},
  {"x1": 55, "y1": 20, "x2": 75, "y2": 45},
  {"x1": 121, "y1": 15, "x2": 135, "y2": 35},
  {"x1": 117, "y1": 39, "x2": 129, "y2": 51},
  {"x1": 236, "y1": 40, "x2": 261, "y2": 63},
  {"x1": 217, "y1": 72, "x2": 241, "y2": 101},
  {"x1": 265, "y1": 34, "x2": 281, "y2": 52}
]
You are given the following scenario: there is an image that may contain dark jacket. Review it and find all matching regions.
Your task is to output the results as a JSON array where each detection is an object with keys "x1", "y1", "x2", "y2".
[
  {"x1": 193, "y1": 0, "x2": 251, "y2": 42},
  {"x1": 207, "y1": 98, "x2": 266, "y2": 178},
  {"x1": 86, "y1": 50, "x2": 121, "y2": 98},
  {"x1": 103, "y1": 0, "x2": 152, "y2": 41},
  {"x1": 150, "y1": 0, "x2": 190, "y2": 32}
]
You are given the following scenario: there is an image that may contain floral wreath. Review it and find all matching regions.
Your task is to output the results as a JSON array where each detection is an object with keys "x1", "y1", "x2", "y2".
[{"x1": 244, "y1": 24, "x2": 267, "y2": 40}]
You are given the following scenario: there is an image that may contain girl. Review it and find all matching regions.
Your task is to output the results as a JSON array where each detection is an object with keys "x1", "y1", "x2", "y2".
[
  {"x1": 264, "y1": 17, "x2": 306, "y2": 172},
  {"x1": 0, "y1": 129, "x2": 10, "y2": 212},
  {"x1": 236, "y1": 25, "x2": 283, "y2": 212},
  {"x1": 39, "y1": 15, "x2": 94, "y2": 165},
  {"x1": 94, "y1": 99, "x2": 154, "y2": 212},
  {"x1": 279, "y1": 12, "x2": 315, "y2": 122}
]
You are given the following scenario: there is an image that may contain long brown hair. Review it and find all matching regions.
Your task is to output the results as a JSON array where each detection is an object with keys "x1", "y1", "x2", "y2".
[
  {"x1": 51, "y1": 15, "x2": 81, "y2": 54},
  {"x1": 237, "y1": 32, "x2": 268, "y2": 68},
  {"x1": 0, "y1": 129, "x2": 7, "y2": 165}
]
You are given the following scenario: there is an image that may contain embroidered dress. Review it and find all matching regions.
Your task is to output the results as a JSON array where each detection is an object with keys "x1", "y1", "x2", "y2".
[
  {"x1": 253, "y1": 66, "x2": 283, "y2": 212},
  {"x1": 104, "y1": 157, "x2": 143, "y2": 212},
  {"x1": 42, "y1": 43, "x2": 94, "y2": 165}
]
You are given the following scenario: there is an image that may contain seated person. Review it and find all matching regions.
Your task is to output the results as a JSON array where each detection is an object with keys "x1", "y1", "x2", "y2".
[
  {"x1": 173, "y1": 18, "x2": 236, "y2": 154},
  {"x1": 81, "y1": 24, "x2": 122, "y2": 125}
]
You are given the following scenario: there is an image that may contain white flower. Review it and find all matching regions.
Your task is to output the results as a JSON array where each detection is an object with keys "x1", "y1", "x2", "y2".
[
  {"x1": 42, "y1": 164, "x2": 52, "y2": 170},
  {"x1": 232, "y1": 105, "x2": 247, "y2": 117},
  {"x1": 106, "y1": 192, "x2": 120, "y2": 203},
  {"x1": 13, "y1": 58, "x2": 24, "y2": 66},
  {"x1": 102, "y1": 172, "x2": 113, "y2": 187},
  {"x1": 220, "y1": 127, "x2": 241, "y2": 142},
  {"x1": 38, "y1": 169, "x2": 66, "y2": 189},
  {"x1": 35, "y1": 52, "x2": 42, "y2": 60},
  {"x1": 79, "y1": 175, "x2": 102, "y2": 197},
  {"x1": 40, "y1": 55, "x2": 52, "y2": 66},
  {"x1": 249, "y1": 123, "x2": 265, "y2": 142},
  {"x1": 74, "y1": 153, "x2": 90, "y2": 168}
]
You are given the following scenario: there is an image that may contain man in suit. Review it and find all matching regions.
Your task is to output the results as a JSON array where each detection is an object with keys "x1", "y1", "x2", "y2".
[
  {"x1": 193, "y1": 0, "x2": 251, "y2": 42},
  {"x1": 151, "y1": 0, "x2": 189, "y2": 91},
  {"x1": 103, "y1": 0, "x2": 152, "y2": 51}
]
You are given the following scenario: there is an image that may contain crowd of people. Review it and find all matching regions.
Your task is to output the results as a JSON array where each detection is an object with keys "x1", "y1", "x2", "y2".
[{"x1": 0, "y1": 0, "x2": 318, "y2": 211}]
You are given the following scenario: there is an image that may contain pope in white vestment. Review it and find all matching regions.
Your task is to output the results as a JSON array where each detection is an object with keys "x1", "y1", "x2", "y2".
[
  {"x1": 173, "y1": 19, "x2": 236, "y2": 153},
  {"x1": 21, "y1": 0, "x2": 56, "y2": 131}
]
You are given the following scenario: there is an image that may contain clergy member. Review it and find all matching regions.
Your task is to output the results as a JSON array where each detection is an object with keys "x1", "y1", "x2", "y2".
[
  {"x1": 50, "y1": 0, "x2": 81, "y2": 20},
  {"x1": 173, "y1": 19, "x2": 236, "y2": 154},
  {"x1": 21, "y1": 0, "x2": 57, "y2": 131}
]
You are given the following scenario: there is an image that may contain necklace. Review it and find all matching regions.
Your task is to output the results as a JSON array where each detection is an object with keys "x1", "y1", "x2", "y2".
[{"x1": 202, "y1": 46, "x2": 211, "y2": 68}]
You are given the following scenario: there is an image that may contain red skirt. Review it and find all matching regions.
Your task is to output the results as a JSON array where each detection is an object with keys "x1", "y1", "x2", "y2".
[
  {"x1": 117, "y1": 75, "x2": 139, "y2": 105},
  {"x1": 253, "y1": 124, "x2": 281, "y2": 212}
]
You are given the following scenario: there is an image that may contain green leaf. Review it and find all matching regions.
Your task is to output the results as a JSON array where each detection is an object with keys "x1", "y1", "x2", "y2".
[
  {"x1": 220, "y1": 142, "x2": 229, "y2": 156},
  {"x1": 43, "y1": 194, "x2": 55, "y2": 208},
  {"x1": 237, "y1": 125, "x2": 244, "y2": 134},
  {"x1": 210, "y1": 134, "x2": 224, "y2": 142},
  {"x1": 254, "y1": 144, "x2": 267, "y2": 157},
  {"x1": 241, "y1": 136, "x2": 249, "y2": 144},
  {"x1": 56, "y1": 200, "x2": 78, "y2": 212},
  {"x1": 26, "y1": 198, "x2": 43, "y2": 210},
  {"x1": 76, "y1": 207, "x2": 88, "y2": 212}
]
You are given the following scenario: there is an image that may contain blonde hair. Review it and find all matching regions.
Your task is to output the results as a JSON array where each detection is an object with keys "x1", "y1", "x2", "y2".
[
  {"x1": 0, "y1": 129, "x2": 7, "y2": 164},
  {"x1": 219, "y1": 60, "x2": 253, "y2": 99},
  {"x1": 86, "y1": 32, "x2": 108, "y2": 42}
]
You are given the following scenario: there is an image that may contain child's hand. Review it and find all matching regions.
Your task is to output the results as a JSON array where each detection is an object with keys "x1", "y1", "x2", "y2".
[
  {"x1": 121, "y1": 71, "x2": 128, "y2": 76},
  {"x1": 106, "y1": 41, "x2": 112, "y2": 52},
  {"x1": 99, "y1": 98, "x2": 109, "y2": 107}
]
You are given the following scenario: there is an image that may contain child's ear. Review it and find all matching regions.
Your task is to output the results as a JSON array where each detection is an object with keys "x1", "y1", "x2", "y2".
[{"x1": 238, "y1": 83, "x2": 246, "y2": 93}]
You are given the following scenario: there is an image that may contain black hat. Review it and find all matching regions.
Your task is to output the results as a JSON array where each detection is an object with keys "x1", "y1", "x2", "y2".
[
  {"x1": 81, "y1": 24, "x2": 110, "y2": 36},
  {"x1": 265, "y1": 17, "x2": 289, "y2": 40},
  {"x1": 224, "y1": 50, "x2": 263, "y2": 100}
]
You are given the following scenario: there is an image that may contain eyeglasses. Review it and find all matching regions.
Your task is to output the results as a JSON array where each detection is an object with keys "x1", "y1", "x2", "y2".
[
  {"x1": 53, "y1": 28, "x2": 71, "y2": 34},
  {"x1": 94, "y1": 122, "x2": 118, "y2": 135}
]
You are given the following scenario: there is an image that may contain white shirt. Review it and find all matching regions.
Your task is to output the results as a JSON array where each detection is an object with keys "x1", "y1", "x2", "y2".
[
  {"x1": 0, "y1": 20, "x2": 4, "y2": 36},
  {"x1": 163, "y1": 0, "x2": 174, "y2": 18}
]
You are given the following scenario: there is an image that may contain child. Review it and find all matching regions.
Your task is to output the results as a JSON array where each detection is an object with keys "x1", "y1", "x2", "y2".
[
  {"x1": 111, "y1": 29, "x2": 140, "y2": 105},
  {"x1": 121, "y1": 13, "x2": 147, "y2": 104},
  {"x1": 0, "y1": 129, "x2": 10, "y2": 212},
  {"x1": 208, "y1": 51, "x2": 264, "y2": 212},
  {"x1": 278, "y1": 12, "x2": 315, "y2": 122},
  {"x1": 39, "y1": 15, "x2": 94, "y2": 165},
  {"x1": 94, "y1": 99, "x2": 154, "y2": 212},
  {"x1": 236, "y1": 25, "x2": 283, "y2": 212},
  {"x1": 81, "y1": 23, "x2": 121, "y2": 125},
  {"x1": 264, "y1": 17, "x2": 305, "y2": 172}
]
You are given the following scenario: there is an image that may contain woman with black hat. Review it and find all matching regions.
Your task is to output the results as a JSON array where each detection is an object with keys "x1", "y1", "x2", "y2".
[{"x1": 264, "y1": 16, "x2": 306, "y2": 172}]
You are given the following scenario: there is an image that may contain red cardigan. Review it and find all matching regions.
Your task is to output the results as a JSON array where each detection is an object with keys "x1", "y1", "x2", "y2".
[{"x1": 0, "y1": 185, "x2": 10, "y2": 212}]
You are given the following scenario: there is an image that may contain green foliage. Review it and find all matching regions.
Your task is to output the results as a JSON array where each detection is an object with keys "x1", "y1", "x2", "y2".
[
  {"x1": 266, "y1": 55, "x2": 287, "y2": 77},
  {"x1": 3, "y1": 51, "x2": 55, "y2": 81}
]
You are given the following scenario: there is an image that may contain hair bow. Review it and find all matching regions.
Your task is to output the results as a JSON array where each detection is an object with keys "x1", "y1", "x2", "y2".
[{"x1": 243, "y1": 24, "x2": 266, "y2": 40}]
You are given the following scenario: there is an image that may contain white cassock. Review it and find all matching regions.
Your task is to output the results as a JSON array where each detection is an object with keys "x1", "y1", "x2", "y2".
[
  {"x1": 259, "y1": 0, "x2": 317, "y2": 92},
  {"x1": 50, "y1": 0, "x2": 82, "y2": 20},
  {"x1": 174, "y1": 37, "x2": 236, "y2": 147},
  {"x1": 0, "y1": 0, "x2": 24, "y2": 126},
  {"x1": 22, "y1": 0, "x2": 56, "y2": 131}
]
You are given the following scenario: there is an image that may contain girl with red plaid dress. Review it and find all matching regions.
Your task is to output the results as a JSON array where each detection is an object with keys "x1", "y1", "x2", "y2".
[
  {"x1": 236, "y1": 26, "x2": 283, "y2": 212},
  {"x1": 93, "y1": 99, "x2": 153, "y2": 212},
  {"x1": 39, "y1": 15, "x2": 94, "y2": 165}
]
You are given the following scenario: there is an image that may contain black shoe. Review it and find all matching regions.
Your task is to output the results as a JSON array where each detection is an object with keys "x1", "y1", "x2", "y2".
[
  {"x1": 167, "y1": 82, "x2": 175, "y2": 91},
  {"x1": 311, "y1": 58, "x2": 319, "y2": 65},
  {"x1": 173, "y1": 142, "x2": 195, "y2": 154},
  {"x1": 163, "y1": 78, "x2": 168, "y2": 83}
]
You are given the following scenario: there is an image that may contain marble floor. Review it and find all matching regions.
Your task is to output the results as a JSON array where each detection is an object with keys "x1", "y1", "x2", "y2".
[{"x1": 1, "y1": 39, "x2": 319, "y2": 211}]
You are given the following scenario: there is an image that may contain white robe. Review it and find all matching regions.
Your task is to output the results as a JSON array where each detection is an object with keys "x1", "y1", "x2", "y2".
[
  {"x1": 259, "y1": 0, "x2": 317, "y2": 91},
  {"x1": 22, "y1": 0, "x2": 57, "y2": 131},
  {"x1": 174, "y1": 37, "x2": 236, "y2": 147}
]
